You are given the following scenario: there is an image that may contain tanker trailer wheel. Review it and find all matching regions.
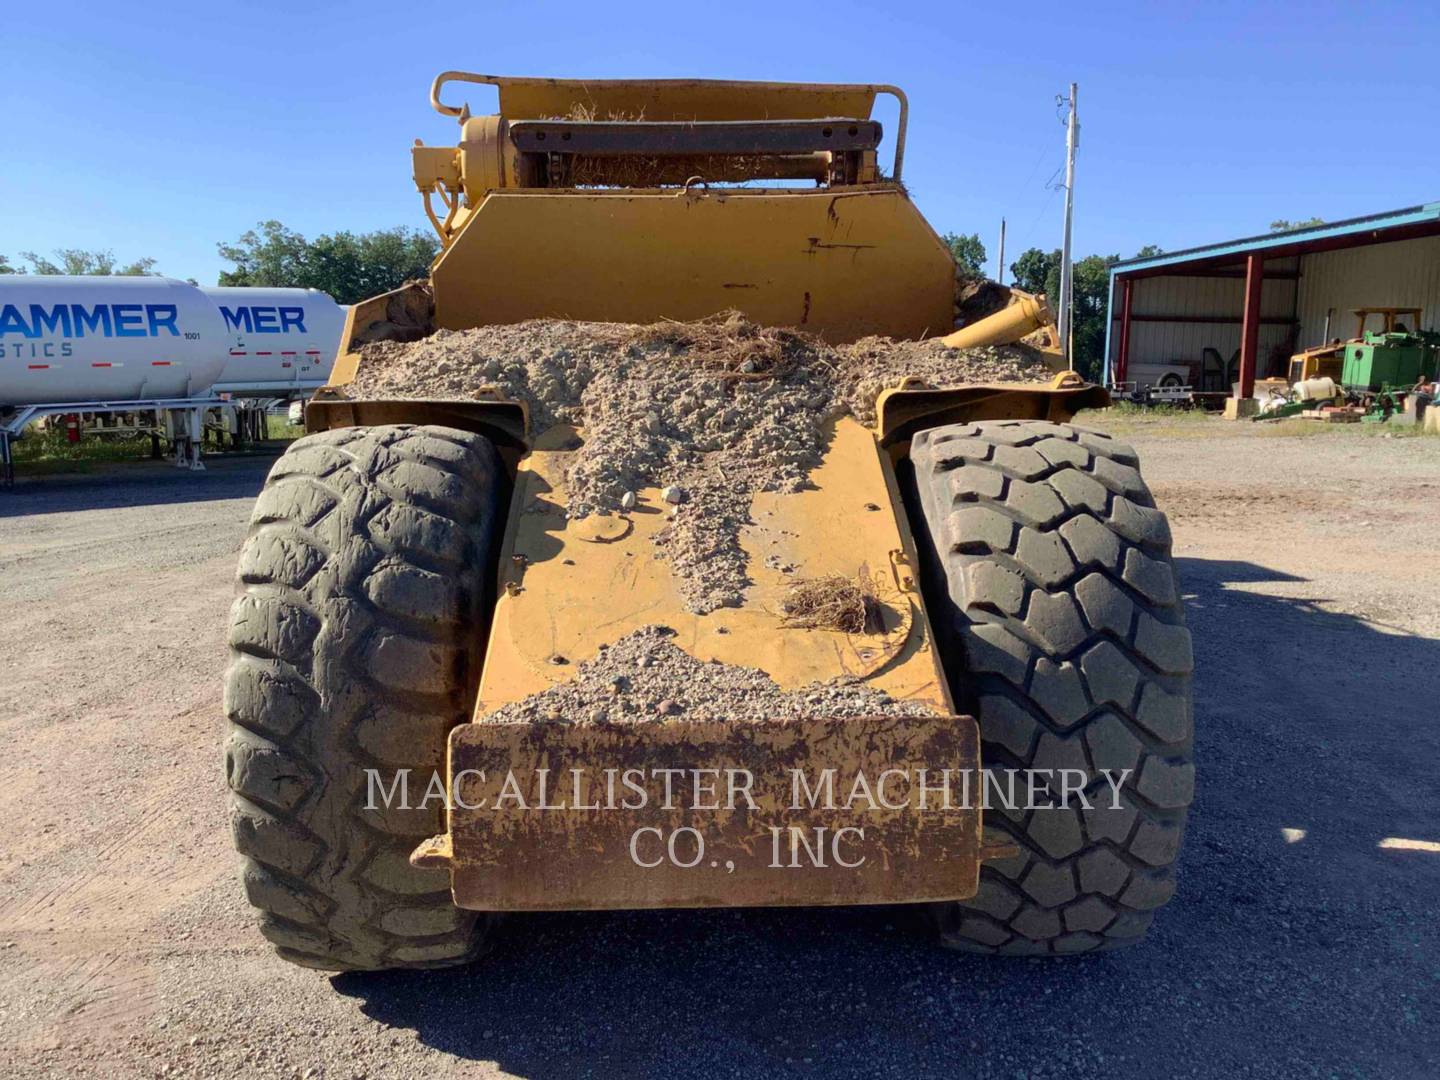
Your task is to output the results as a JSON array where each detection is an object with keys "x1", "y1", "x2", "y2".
[
  {"x1": 224, "y1": 424, "x2": 502, "y2": 971},
  {"x1": 907, "y1": 419, "x2": 1193, "y2": 954}
]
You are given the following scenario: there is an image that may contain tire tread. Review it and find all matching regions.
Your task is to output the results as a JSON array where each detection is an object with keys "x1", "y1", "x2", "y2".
[
  {"x1": 910, "y1": 420, "x2": 1192, "y2": 955},
  {"x1": 223, "y1": 424, "x2": 501, "y2": 971}
]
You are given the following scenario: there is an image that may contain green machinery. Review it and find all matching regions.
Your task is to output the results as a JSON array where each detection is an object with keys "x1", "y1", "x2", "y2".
[
  {"x1": 1341, "y1": 329, "x2": 1440, "y2": 393},
  {"x1": 1341, "y1": 323, "x2": 1439, "y2": 422},
  {"x1": 1288, "y1": 308, "x2": 1437, "y2": 391},
  {"x1": 1265, "y1": 308, "x2": 1438, "y2": 423}
]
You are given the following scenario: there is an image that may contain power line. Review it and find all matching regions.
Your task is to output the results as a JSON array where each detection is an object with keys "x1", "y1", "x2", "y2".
[
  {"x1": 1017, "y1": 144, "x2": 1050, "y2": 192},
  {"x1": 1012, "y1": 167, "x2": 1064, "y2": 254}
]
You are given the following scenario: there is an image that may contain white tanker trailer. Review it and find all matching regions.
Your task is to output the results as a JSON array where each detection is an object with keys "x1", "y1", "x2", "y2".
[
  {"x1": 0, "y1": 277, "x2": 347, "y2": 485},
  {"x1": 202, "y1": 286, "x2": 345, "y2": 396},
  {"x1": 0, "y1": 276, "x2": 228, "y2": 405}
]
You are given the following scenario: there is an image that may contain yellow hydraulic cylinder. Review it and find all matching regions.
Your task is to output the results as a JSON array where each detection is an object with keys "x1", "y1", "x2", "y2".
[{"x1": 941, "y1": 292, "x2": 1054, "y2": 349}]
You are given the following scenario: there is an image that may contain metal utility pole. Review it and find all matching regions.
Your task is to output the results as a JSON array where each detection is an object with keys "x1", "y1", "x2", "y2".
[
  {"x1": 996, "y1": 218, "x2": 1007, "y2": 285},
  {"x1": 1057, "y1": 82, "x2": 1079, "y2": 370}
]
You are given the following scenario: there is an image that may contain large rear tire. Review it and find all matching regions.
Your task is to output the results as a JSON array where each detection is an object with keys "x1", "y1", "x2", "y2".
[
  {"x1": 908, "y1": 419, "x2": 1193, "y2": 954},
  {"x1": 224, "y1": 424, "x2": 502, "y2": 970}
]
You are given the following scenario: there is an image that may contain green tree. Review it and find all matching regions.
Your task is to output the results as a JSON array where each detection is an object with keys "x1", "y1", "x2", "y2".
[
  {"x1": 1133, "y1": 244, "x2": 1165, "y2": 258},
  {"x1": 1009, "y1": 247, "x2": 1061, "y2": 297},
  {"x1": 941, "y1": 232, "x2": 987, "y2": 279},
  {"x1": 217, "y1": 221, "x2": 439, "y2": 304},
  {"x1": 1005, "y1": 246, "x2": 1118, "y2": 381},
  {"x1": 216, "y1": 221, "x2": 308, "y2": 288},
  {"x1": 1071, "y1": 253, "x2": 1120, "y2": 382},
  {"x1": 19, "y1": 249, "x2": 158, "y2": 275},
  {"x1": 0, "y1": 254, "x2": 16, "y2": 274},
  {"x1": 1269, "y1": 217, "x2": 1324, "y2": 232}
]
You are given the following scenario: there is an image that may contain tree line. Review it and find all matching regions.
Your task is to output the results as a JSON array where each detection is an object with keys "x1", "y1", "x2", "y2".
[
  {"x1": 0, "y1": 222, "x2": 439, "y2": 307},
  {"x1": 0, "y1": 250, "x2": 158, "y2": 276}
]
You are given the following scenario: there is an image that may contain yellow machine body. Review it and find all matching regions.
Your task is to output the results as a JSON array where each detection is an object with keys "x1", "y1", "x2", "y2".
[
  {"x1": 311, "y1": 72, "x2": 1103, "y2": 913},
  {"x1": 407, "y1": 72, "x2": 952, "y2": 343},
  {"x1": 1288, "y1": 345, "x2": 1344, "y2": 385},
  {"x1": 484, "y1": 418, "x2": 946, "y2": 712},
  {"x1": 430, "y1": 188, "x2": 956, "y2": 343}
]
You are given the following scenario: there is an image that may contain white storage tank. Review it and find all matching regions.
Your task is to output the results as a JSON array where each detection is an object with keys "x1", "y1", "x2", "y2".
[
  {"x1": 202, "y1": 287, "x2": 346, "y2": 395},
  {"x1": 0, "y1": 276, "x2": 228, "y2": 405}
]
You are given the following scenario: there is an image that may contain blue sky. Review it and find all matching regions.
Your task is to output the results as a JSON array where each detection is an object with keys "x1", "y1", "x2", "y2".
[{"x1": 5, "y1": 0, "x2": 1438, "y2": 284}]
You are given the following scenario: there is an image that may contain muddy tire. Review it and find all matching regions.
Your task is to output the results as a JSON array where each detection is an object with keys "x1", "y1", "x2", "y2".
[
  {"x1": 908, "y1": 419, "x2": 1193, "y2": 954},
  {"x1": 224, "y1": 424, "x2": 502, "y2": 971}
]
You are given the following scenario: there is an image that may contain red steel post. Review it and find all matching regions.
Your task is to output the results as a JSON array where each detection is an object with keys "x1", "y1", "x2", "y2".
[
  {"x1": 1238, "y1": 252, "x2": 1264, "y2": 398},
  {"x1": 1116, "y1": 277, "x2": 1134, "y2": 385}
]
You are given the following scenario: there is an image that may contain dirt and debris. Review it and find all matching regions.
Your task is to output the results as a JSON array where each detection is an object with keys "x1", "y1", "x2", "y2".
[
  {"x1": 480, "y1": 626, "x2": 936, "y2": 725},
  {"x1": 350, "y1": 311, "x2": 1051, "y2": 611},
  {"x1": 954, "y1": 277, "x2": 1014, "y2": 327},
  {"x1": 350, "y1": 281, "x2": 434, "y2": 346},
  {"x1": 779, "y1": 575, "x2": 881, "y2": 634}
]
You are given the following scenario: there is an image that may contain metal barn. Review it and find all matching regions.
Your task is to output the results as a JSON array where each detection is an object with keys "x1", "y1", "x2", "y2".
[{"x1": 1103, "y1": 203, "x2": 1440, "y2": 397}]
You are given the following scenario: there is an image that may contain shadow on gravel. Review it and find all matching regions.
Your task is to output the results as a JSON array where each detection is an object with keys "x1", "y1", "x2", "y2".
[
  {"x1": 0, "y1": 455, "x2": 273, "y2": 518},
  {"x1": 333, "y1": 557, "x2": 1440, "y2": 1080}
]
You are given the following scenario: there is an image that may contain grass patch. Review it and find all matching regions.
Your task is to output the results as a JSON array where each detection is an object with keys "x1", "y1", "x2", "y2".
[
  {"x1": 1076, "y1": 404, "x2": 1221, "y2": 439},
  {"x1": 267, "y1": 421, "x2": 306, "y2": 441},
  {"x1": 1077, "y1": 402, "x2": 1439, "y2": 440},
  {"x1": 1252, "y1": 418, "x2": 1436, "y2": 438},
  {"x1": 1100, "y1": 401, "x2": 1209, "y2": 420},
  {"x1": 8, "y1": 416, "x2": 306, "y2": 475},
  {"x1": 10, "y1": 427, "x2": 159, "y2": 474},
  {"x1": 1251, "y1": 419, "x2": 1349, "y2": 438}
]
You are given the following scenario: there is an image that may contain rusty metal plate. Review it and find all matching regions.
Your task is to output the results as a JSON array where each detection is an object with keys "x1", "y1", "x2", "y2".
[{"x1": 441, "y1": 713, "x2": 982, "y2": 911}]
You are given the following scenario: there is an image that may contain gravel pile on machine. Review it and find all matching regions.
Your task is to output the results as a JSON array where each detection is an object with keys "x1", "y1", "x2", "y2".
[
  {"x1": 482, "y1": 625, "x2": 938, "y2": 725},
  {"x1": 348, "y1": 313, "x2": 1052, "y2": 612}
]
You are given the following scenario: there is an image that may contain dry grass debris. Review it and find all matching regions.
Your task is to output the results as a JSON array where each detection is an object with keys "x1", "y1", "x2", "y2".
[{"x1": 779, "y1": 575, "x2": 881, "y2": 634}]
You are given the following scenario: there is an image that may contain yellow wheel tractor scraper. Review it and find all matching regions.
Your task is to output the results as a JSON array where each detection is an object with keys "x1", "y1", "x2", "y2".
[{"x1": 224, "y1": 72, "x2": 1193, "y2": 970}]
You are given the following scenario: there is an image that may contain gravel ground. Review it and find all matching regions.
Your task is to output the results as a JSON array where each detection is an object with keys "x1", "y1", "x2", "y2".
[{"x1": 0, "y1": 419, "x2": 1437, "y2": 1079}]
